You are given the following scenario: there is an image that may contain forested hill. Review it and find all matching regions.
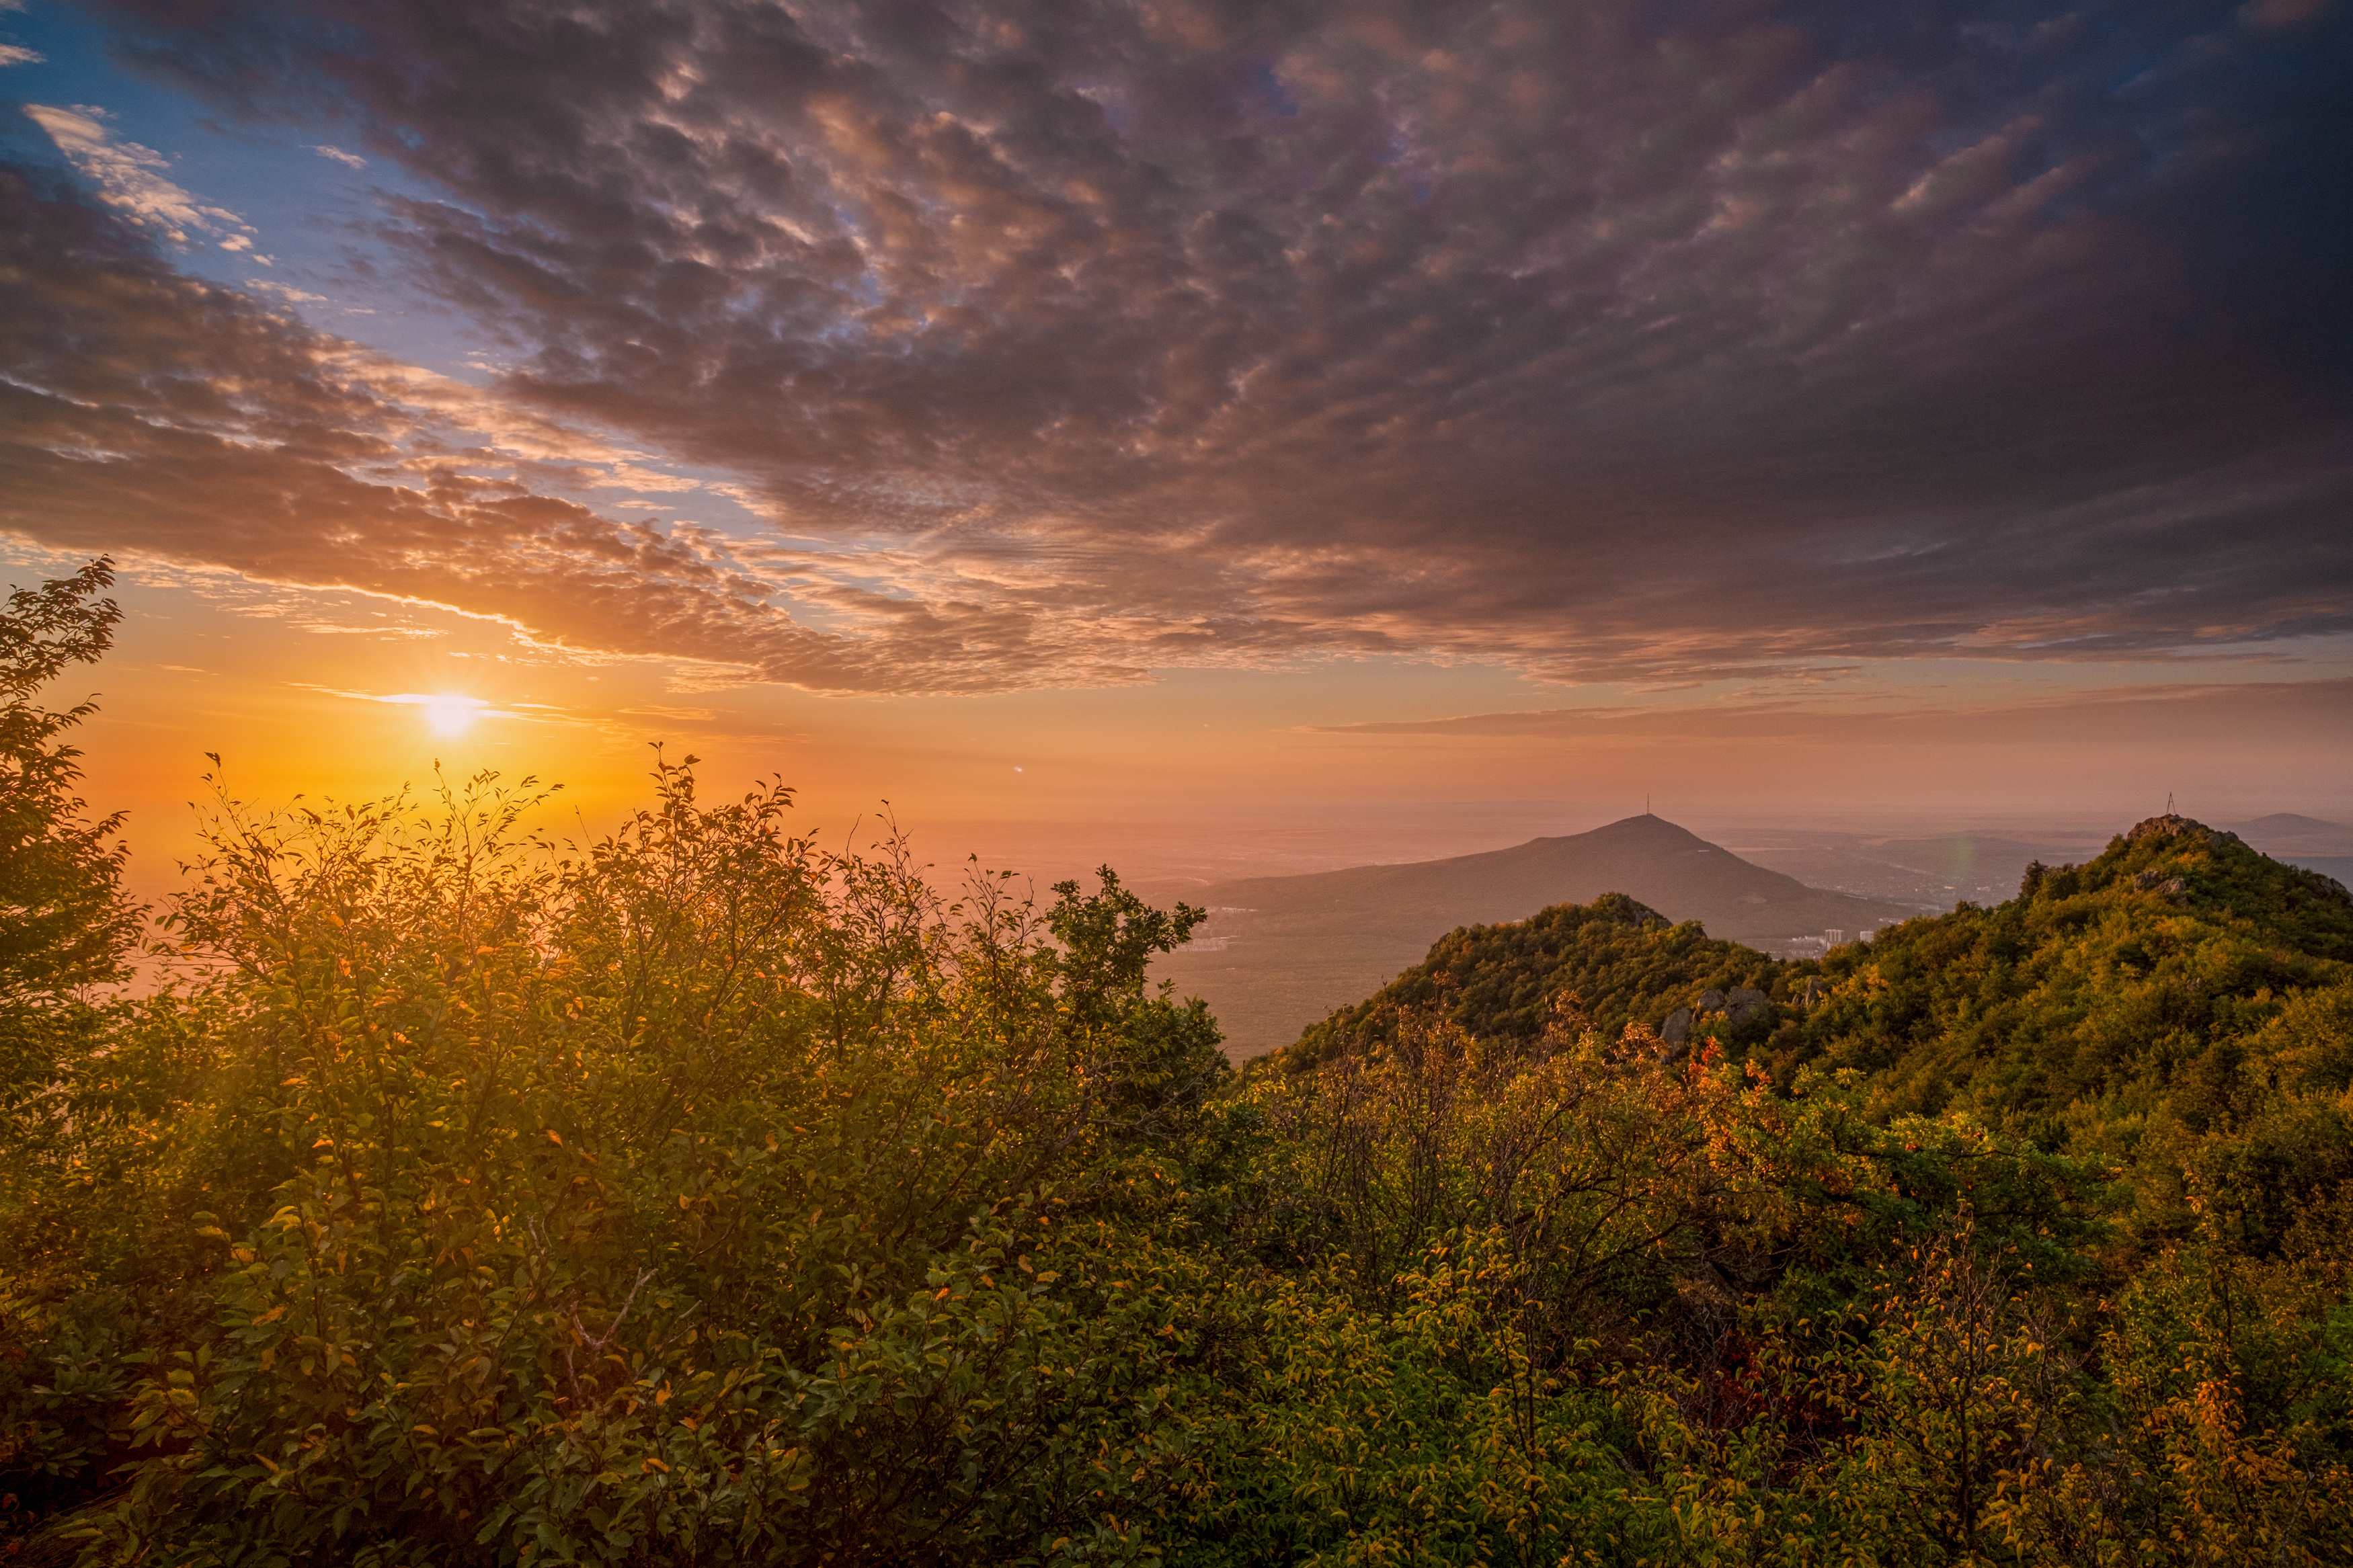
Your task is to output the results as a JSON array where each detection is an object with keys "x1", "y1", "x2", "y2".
[{"x1": 1272, "y1": 811, "x2": 2353, "y2": 1239}]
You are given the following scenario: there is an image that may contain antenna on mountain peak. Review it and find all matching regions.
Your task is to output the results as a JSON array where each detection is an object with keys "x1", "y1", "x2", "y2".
[
  {"x1": 2167, "y1": 790, "x2": 2175, "y2": 815},
  {"x1": 1646, "y1": 792, "x2": 1651, "y2": 815}
]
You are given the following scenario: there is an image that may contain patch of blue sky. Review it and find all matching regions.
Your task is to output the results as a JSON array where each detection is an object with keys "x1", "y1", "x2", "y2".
[{"x1": 1, "y1": 9, "x2": 498, "y2": 380}]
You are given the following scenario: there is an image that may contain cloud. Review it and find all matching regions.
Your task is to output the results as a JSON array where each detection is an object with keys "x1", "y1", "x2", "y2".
[
  {"x1": 244, "y1": 276, "x2": 327, "y2": 304},
  {"x1": 0, "y1": 44, "x2": 43, "y2": 67},
  {"x1": 1303, "y1": 679, "x2": 2353, "y2": 749},
  {"x1": 21, "y1": 103, "x2": 259, "y2": 248},
  {"x1": 0, "y1": 167, "x2": 1201, "y2": 692},
  {"x1": 309, "y1": 142, "x2": 366, "y2": 168},
  {"x1": 45, "y1": 0, "x2": 2353, "y2": 689}
]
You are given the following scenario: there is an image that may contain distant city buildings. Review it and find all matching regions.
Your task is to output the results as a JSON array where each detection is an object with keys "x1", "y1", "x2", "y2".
[{"x1": 1825, "y1": 929, "x2": 1845, "y2": 947}]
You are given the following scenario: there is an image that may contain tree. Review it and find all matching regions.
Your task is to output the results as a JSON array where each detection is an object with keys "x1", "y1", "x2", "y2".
[{"x1": 0, "y1": 557, "x2": 138, "y2": 1022}]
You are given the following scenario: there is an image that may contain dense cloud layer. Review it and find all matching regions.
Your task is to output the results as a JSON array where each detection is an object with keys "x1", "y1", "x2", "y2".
[{"x1": 10, "y1": 0, "x2": 2353, "y2": 690}]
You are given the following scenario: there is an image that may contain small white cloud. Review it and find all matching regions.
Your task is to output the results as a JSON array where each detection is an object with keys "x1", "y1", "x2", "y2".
[
  {"x1": 23, "y1": 103, "x2": 253, "y2": 247},
  {"x1": 0, "y1": 43, "x2": 44, "y2": 66},
  {"x1": 246, "y1": 278, "x2": 327, "y2": 305},
  {"x1": 589, "y1": 460, "x2": 704, "y2": 493},
  {"x1": 311, "y1": 143, "x2": 367, "y2": 169}
]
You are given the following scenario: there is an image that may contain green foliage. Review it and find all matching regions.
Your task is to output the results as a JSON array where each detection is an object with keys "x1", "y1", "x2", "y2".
[{"x1": 1790, "y1": 815, "x2": 2353, "y2": 1249}]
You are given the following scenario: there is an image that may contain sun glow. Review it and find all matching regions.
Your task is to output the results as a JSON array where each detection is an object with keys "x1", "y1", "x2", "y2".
[
  {"x1": 381, "y1": 692, "x2": 489, "y2": 737},
  {"x1": 423, "y1": 694, "x2": 485, "y2": 737}
]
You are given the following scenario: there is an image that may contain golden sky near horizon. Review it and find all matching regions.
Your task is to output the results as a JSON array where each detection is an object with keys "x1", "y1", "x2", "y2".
[{"x1": 33, "y1": 548, "x2": 2346, "y2": 911}]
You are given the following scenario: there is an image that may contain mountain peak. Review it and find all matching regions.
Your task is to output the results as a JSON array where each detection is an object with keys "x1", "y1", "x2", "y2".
[
  {"x1": 1582, "y1": 813, "x2": 1712, "y2": 845},
  {"x1": 2124, "y1": 815, "x2": 2243, "y2": 849}
]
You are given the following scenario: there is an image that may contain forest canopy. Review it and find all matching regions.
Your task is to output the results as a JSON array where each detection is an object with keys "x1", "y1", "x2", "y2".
[{"x1": 5, "y1": 561, "x2": 2353, "y2": 1567}]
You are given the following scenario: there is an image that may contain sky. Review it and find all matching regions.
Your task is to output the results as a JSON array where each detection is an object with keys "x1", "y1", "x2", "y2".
[{"x1": 1, "y1": 0, "x2": 2349, "y2": 897}]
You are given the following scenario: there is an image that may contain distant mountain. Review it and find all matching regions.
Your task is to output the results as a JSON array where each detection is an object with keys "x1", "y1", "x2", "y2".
[
  {"x1": 2229, "y1": 813, "x2": 2353, "y2": 856},
  {"x1": 1156, "y1": 814, "x2": 1919, "y2": 1058}
]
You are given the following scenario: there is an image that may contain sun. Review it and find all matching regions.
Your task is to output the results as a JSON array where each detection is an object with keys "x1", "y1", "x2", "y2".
[
  {"x1": 418, "y1": 693, "x2": 486, "y2": 737},
  {"x1": 378, "y1": 691, "x2": 495, "y2": 737}
]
